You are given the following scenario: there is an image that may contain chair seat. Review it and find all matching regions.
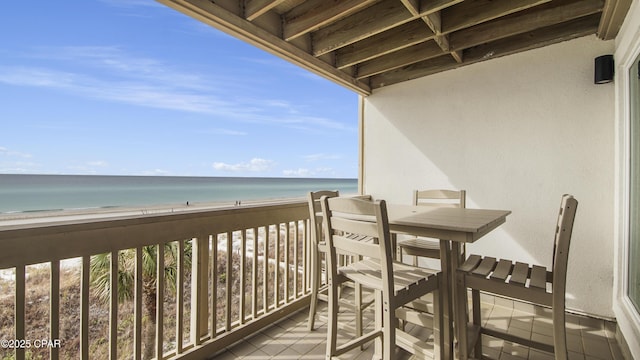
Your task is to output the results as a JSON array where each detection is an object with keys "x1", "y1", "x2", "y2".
[
  {"x1": 339, "y1": 258, "x2": 440, "y2": 301},
  {"x1": 458, "y1": 254, "x2": 553, "y2": 307},
  {"x1": 398, "y1": 237, "x2": 441, "y2": 259}
]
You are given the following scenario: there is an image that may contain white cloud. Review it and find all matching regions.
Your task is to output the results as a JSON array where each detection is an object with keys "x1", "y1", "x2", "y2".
[
  {"x1": 282, "y1": 167, "x2": 337, "y2": 177},
  {"x1": 213, "y1": 158, "x2": 275, "y2": 172},
  {"x1": 200, "y1": 128, "x2": 248, "y2": 136},
  {"x1": 283, "y1": 168, "x2": 312, "y2": 177},
  {"x1": 0, "y1": 146, "x2": 32, "y2": 158},
  {"x1": 303, "y1": 153, "x2": 341, "y2": 162},
  {"x1": 87, "y1": 161, "x2": 108, "y2": 167},
  {"x1": 0, "y1": 46, "x2": 354, "y2": 133},
  {"x1": 99, "y1": 0, "x2": 163, "y2": 8}
]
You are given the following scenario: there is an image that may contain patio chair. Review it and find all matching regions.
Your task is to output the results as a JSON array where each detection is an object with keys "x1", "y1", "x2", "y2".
[
  {"x1": 307, "y1": 191, "x2": 372, "y2": 335},
  {"x1": 322, "y1": 196, "x2": 443, "y2": 360},
  {"x1": 397, "y1": 189, "x2": 466, "y2": 265},
  {"x1": 455, "y1": 194, "x2": 578, "y2": 360},
  {"x1": 307, "y1": 190, "x2": 338, "y2": 331}
]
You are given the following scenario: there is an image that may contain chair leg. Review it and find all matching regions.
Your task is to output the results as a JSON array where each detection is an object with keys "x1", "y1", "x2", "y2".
[
  {"x1": 553, "y1": 303, "x2": 568, "y2": 360},
  {"x1": 433, "y1": 276, "x2": 443, "y2": 360},
  {"x1": 326, "y1": 277, "x2": 339, "y2": 359},
  {"x1": 355, "y1": 282, "x2": 364, "y2": 350},
  {"x1": 455, "y1": 270, "x2": 469, "y2": 360},
  {"x1": 382, "y1": 294, "x2": 395, "y2": 360},
  {"x1": 471, "y1": 289, "x2": 482, "y2": 359},
  {"x1": 308, "y1": 245, "x2": 320, "y2": 331}
]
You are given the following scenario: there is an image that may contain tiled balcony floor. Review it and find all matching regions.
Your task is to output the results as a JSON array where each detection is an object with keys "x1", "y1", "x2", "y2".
[{"x1": 212, "y1": 296, "x2": 625, "y2": 360}]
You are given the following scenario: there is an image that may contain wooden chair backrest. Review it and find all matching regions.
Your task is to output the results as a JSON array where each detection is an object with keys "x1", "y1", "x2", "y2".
[
  {"x1": 307, "y1": 190, "x2": 339, "y2": 244},
  {"x1": 551, "y1": 194, "x2": 578, "y2": 303},
  {"x1": 414, "y1": 189, "x2": 466, "y2": 209},
  {"x1": 321, "y1": 196, "x2": 394, "y2": 291}
]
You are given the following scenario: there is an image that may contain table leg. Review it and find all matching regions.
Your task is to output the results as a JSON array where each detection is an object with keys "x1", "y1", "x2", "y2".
[
  {"x1": 439, "y1": 239, "x2": 453, "y2": 359},
  {"x1": 452, "y1": 242, "x2": 469, "y2": 360}
]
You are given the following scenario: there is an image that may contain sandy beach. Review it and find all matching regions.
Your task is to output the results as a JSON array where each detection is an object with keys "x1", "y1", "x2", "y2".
[{"x1": 0, "y1": 196, "x2": 307, "y2": 228}]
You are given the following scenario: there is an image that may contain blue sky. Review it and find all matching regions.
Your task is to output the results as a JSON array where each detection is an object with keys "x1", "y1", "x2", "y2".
[{"x1": 0, "y1": 0, "x2": 359, "y2": 178}]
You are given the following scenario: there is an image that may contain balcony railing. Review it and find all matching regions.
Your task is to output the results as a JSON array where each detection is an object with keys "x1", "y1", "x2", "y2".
[{"x1": 0, "y1": 200, "x2": 311, "y2": 360}]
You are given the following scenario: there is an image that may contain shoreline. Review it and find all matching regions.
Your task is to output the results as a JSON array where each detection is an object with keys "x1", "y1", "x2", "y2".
[{"x1": 0, "y1": 196, "x2": 309, "y2": 227}]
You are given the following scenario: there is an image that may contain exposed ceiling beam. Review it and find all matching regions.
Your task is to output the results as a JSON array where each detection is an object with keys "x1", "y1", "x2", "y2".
[
  {"x1": 157, "y1": 0, "x2": 371, "y2": 95},
  {"x1": 244, "y1": 0, "x2": 288, "y2": 21},
  {"x1": 283, "y1": 0, "x2": 376, "y2": 41},
  {"x1": 370, "y1": 14, "x2": 599, "y2": 89},
  {"x1": 356, "y1": 41, "x2": 444, "y2": 79},
  {"x1": 336, "y1": 20, "x2": 434, "y2": 69},
  {"x1": 449, "y1": 0, "x2": 603, "y2": 51},
  {"x1": 597, "y1": 0, "x2": 632, "y2": 40},
  {"x1": 442, "y1": 0, "x2": 552, "y2": 34},
  {"x1": 312, "y1": 0, "x2": 412, "y2": 56}
]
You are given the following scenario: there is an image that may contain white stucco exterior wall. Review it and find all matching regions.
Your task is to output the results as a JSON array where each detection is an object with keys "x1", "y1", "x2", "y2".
[
  {"x1": 613, "y1": 0, "x2": 640, "y2": 357},
  {"x1": 362, "y1": 35, "x2": 615, "y2": 317}
]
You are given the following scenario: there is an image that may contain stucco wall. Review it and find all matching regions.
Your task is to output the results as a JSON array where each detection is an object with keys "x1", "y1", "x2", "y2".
[
  {"x1": 362, "y1": 35, "x2": 615, "y2": 317},
  {"x1": 614, "y1": 0, "x2": 640, "y2": 357}
]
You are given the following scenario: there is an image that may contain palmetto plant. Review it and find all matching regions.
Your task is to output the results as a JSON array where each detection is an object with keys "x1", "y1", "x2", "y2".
[{"x1": 90, "y1": 242, "x2": 192, "y2": 360}]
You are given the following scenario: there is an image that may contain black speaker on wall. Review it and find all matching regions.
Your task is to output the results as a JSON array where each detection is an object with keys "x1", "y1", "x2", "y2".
[{"x1": 594, "y1": 55, "x2": 614, "y2": 84}]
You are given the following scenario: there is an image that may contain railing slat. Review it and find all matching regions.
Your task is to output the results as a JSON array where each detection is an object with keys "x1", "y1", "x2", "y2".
[
  {"x1": 252, "y1": 227, "x2": 258, "y2": 319},
  {"x1": 304, "y1": 220, "x2": 309, "y2": 295},
  {"x1": 263, "y1": 226, "x2": 269, "y2": 315},
  {"x1": 156, "y1": 244, "x2": 165, "y2": 360},
  {"x1": 134, "y1": 247, "x2": 143, "y2": 360},
  {"x1": 190, "y1": 236, "x2": 209, "y2": 345},
  {"x1": 15, "y1": 265, "x2": 26, "y2": 360},
  {"x1": 209, "y1": 235, "x2": 216, "y2": 338},
  {"x1": 293, "y1": 221, "x2": 298, "y2": 298},
  {"x1": 50, "y1": 260, "x2": 60, "y2": 360},
  {"x1": 81, "y1": 256, "x2": 90, "y2": 360},
  {"x1": 240, "y1": 229, "x2": 246, "y2": 325},
  {"x1": 176, "y1": 240, "x2": 185, "y2": 354},
  {"x1": 225, "y1": 231, "x2": 232, "y2": 332},
  {"x1": 285, "y1": 222, "x2": 290, "y2": 303},
  {"x1": 275, "y1": 224, "x2": 280, "y2": 309},
  {"x1": 110, "y1": 251, "x2": 118, "y2": 360}
]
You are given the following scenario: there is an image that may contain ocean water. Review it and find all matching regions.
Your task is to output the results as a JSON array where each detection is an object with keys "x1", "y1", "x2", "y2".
[{"x1": 0, "y1": 174, "x2": 358, "y2": 214}]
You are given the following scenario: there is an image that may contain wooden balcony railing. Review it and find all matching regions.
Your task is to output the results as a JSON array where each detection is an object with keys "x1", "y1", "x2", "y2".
[{"x1": 0, "y1": 200, "x2": 311, "y2": 360}]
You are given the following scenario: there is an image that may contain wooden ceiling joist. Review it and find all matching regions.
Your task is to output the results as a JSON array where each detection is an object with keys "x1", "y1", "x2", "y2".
[
  {"x1": 158, "y1": 0, "x2": 632, "y2": 95},
  {"x1": 449, "y1": 0, "x2": 604, "y2": 52},
  {"x1": 283, "y1": 0, "x2": 377, "y2": 41},
  {"x1": 335, "y1": 20, "x2": 435, "y2": 69},
  {"x1": 244, "y1": 0, "x2": 288, "y2": 21}
]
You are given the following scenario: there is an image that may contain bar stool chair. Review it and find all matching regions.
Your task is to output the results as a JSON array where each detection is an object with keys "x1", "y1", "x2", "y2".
[
  {"x1": 307, "y1": 191, "x2": 373, "y2": 337},
  {"x1": 307, "y1": 190, "x2": 339, "y2": 331},
  {"x1": 322, "y1": 196, "x2": 443, "y2": 360},
  {"x1": 397, "y1": 190, "x2": 466, "y2": 265},
  {"x1": 455, "y1": 194, "x2": 578, "y2": 360}
]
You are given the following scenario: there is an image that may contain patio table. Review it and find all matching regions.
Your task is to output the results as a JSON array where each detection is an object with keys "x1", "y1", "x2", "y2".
[{"x1": 386, "y1": 204, "x2": 511, "y2": 359}]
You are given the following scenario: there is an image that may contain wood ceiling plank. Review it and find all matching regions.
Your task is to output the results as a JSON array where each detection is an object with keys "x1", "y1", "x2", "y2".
[
  {"x1": 245, "y1": 0, "x2": 289, "y2": 21},
  {"x1": 283, "y1": 0, "x2": 376, "y2": 41},
  {"x1": 336, "y1": 20, "x2": 435, "y2": 68},
  {"x1": 356, "y1": 41, "x2": 444, "y2": 79},
  {"x1": 157, "y1": 0, "x2": 371, "y2": 95},
  {"x1": 449, "y1": 0, "x2": 603, "y2": 51},
  {"x1": 442, "y1": 0, "x2": 552, "y2": 34},
  {"x1": 312, "y1": 0, "x2": 412, "y2": 56},
  {"x1": 418, "y1": 0, "x2": 465, "y2": 14},
  {"x1": 597, "y1": 0, "x2": 632, "y2": 40},
  {"x1": 370, "y1": 14, "x2": 599, "y2": 89},
  {"x1": 312, "y1": 0, "x2": 462, "y2": 56},
  {"x1": 463, "y1": 14, "x2": 599, "y2": 62},
  {"x1": 400, "y1": 0, "x2": 420, "y2": 16}
]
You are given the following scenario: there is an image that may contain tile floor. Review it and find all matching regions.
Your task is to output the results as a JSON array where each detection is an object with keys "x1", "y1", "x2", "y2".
[{"x1": 211, "y1": 296, "x2": 626, "y2": 360}]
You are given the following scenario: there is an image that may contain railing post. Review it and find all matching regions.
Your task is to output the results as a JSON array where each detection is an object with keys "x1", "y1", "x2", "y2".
[{"x1": 191, "y1": 235, "x2": 210, "y2": 344}]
